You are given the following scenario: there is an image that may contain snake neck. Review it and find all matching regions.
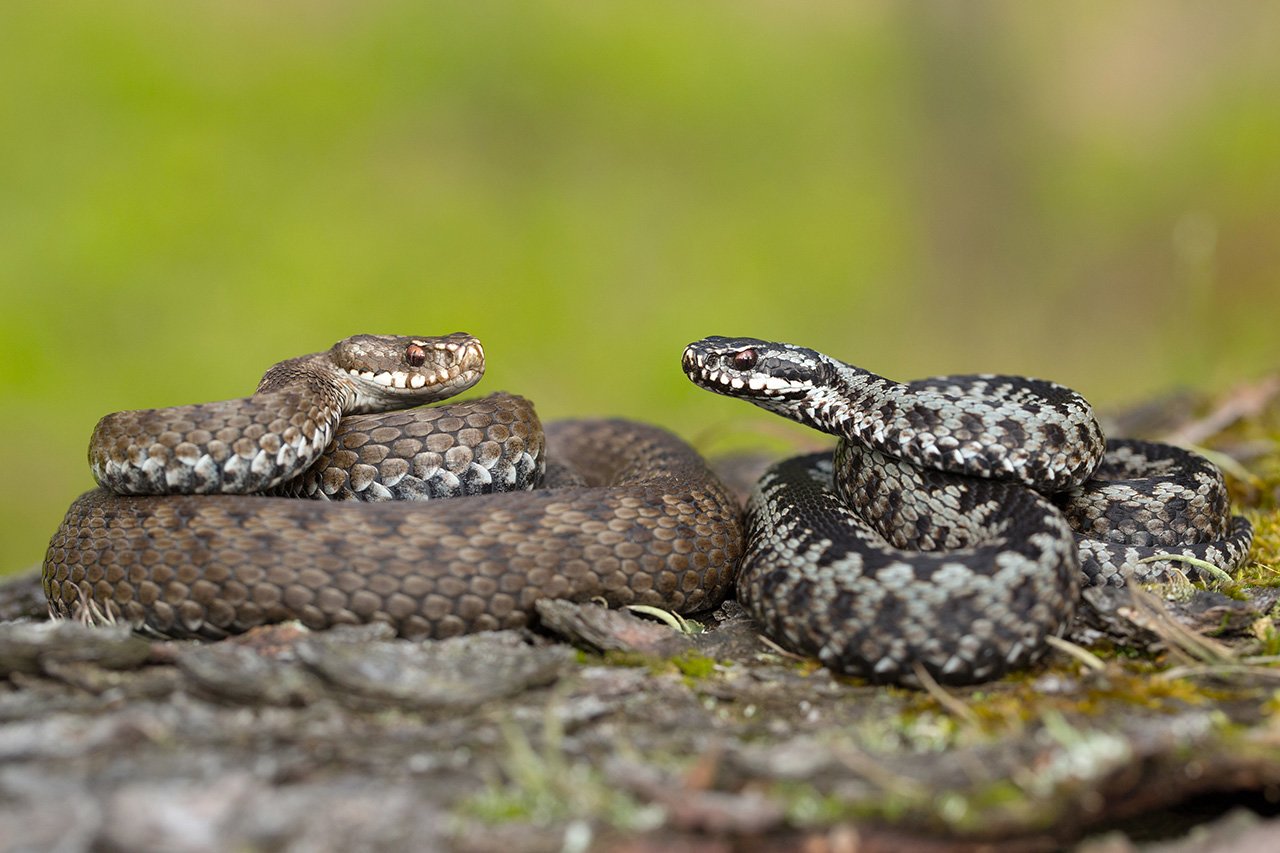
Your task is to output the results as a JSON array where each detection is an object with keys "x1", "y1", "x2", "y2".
[
  {"x1": 776, "y1": 354, "x2": 1106, "y2": 492},
  {"x1": 770, "y1": 355, "x2": 906, "y2": 442},
  {"x1": 87, "y1": 333, "x2": 486, "y2": 497},
  {"x1": 89, "y1": 354, "x2": 355, "y2": 496},
  {"x1": 256, "y1": 354, "x2": 359, "y2": 413}
]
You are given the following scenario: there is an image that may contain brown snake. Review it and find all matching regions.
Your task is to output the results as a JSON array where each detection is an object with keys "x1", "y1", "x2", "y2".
[{"x1": 43, "y1": 334, "x2": 743, "y2": 639}]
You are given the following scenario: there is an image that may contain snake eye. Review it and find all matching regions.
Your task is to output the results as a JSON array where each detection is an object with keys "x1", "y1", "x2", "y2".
[
  {"x1": 731, "y1": 349, "x2": 758, "y2": 370},
  {"x1": 405, "y1": 344, "x2": 427, "y2": 367}
]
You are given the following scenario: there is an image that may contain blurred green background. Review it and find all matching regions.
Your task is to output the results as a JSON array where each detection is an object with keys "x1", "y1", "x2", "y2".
[{"x1": 2, "y1": 1, "x2": 1278, "y2": 574}]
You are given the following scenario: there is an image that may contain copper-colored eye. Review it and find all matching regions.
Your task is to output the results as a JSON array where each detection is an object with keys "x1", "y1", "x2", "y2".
[
  {"x1": 406, "y1": 344, "x2": 427, "y2": 367},
  {"x1": 732, "y1": 349, "x2": 758, "y2": 370}
]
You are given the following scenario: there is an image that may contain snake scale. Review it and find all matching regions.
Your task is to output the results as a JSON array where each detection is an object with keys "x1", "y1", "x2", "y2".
[
  {"x1": 683, "y1": 336, "x2": 1253, "y2": 685},
  {"x1": 43, "y1": 334, "x2": 742, "y2": 639}
]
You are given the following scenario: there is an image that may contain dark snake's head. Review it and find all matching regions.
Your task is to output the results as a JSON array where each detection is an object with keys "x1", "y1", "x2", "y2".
[
  {"x1": 333, "y1": 332, "x2": 486, "y2": 412},
  {"x1": 682, "y1": 337, "x2": 834, "y2": 411}
]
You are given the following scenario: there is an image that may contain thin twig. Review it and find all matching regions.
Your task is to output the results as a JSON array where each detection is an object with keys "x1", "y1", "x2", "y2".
[
  {"x1": 1044, "y1": 635, "x2": 1106, "y2": 672},
  {"x1": 912, "y1": 662, "x2": 980, "y2": 726}
]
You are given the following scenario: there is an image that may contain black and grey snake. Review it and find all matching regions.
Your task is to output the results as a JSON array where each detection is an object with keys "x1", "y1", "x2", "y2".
[
  {"x1": 43, "y1": 334, "x2": 742, "y2": 639},
  {"x1": 683, "y1": 336, "x2": 1253, "y2": 686}
]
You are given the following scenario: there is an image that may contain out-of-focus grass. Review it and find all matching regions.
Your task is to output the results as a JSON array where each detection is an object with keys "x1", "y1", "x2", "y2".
[{"x1": 1, "y1": 2, "x2": 1278, "y2": 572}]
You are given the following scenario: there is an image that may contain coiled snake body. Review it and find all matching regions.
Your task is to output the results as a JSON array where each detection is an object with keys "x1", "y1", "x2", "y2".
[
  {"x1": 43, "y1": 334, "x2": 742, "y2": 639},
  {"x1": 684, "y1": 337, "x2": 1253, "y2": 686}
]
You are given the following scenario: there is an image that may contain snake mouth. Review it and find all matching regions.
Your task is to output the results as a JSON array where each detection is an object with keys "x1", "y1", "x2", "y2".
[
  {"x1": 346, "y1": 339, "x2": 484, "y2": 393},
  {"x1": 347, "y1": 367, "x2": 443, "y2": 391},
  {"x1": 682, "y1": 342, "x2": 810, "y2": 400},
  {"x1": 339, "y1": 334, "x2": 486, "y2": 411}
]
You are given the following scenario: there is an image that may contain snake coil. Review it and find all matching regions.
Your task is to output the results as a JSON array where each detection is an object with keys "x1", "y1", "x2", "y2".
[
  {"x1": 44, "y1": 334, "x2": 743, "y2": 639},
  {"x1": 684, "y1": 336, "x2": 1253, "y2": 685}
]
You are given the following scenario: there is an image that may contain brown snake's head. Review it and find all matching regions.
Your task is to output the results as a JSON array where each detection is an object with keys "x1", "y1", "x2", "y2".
[{"x1": 333, "y1": 332, "x2": 485, "y2": 412}]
